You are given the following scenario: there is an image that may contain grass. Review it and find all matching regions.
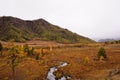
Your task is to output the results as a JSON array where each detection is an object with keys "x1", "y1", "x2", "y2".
[{"x1": 0, "y1": 41, "x2": 120, "y2": 80}]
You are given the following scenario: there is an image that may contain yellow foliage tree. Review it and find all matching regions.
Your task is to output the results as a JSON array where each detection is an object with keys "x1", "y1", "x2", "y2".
[
  {"x1": 49, "y1": 46, "x2": 53, "y2": 53},
  {"x1": 83, "y1": 57, "x2": 89, "y2": 65}
]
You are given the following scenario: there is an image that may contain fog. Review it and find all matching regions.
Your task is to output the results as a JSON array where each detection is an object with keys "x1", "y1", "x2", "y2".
[{"x1": 0, "y1": 0, "x2": 120, "y2": 40}]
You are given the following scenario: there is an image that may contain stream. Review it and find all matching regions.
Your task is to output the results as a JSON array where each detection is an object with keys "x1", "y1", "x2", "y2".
[{"x1": 47, "y1": 62, "x2": 71, "y2": 80}]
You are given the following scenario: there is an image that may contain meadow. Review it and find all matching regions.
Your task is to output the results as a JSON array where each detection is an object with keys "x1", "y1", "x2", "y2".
[{"x1": 0, "y1": 40, "x2": 120, "y2": 80}]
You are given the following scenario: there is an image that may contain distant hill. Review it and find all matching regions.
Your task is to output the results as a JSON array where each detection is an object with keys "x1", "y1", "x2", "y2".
[
  {"x1": 0, "y1": 16, "x2": 94, "y2": 43},
  {"x1": 98, "y1": 39, "x2": 115, "y2": 42}
]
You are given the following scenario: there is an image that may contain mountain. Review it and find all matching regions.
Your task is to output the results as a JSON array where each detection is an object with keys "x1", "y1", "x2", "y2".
[
  {"x1": 98, "y1": 39, "x2": 115, "y2": 42},
  {"x1": 0, "y1": 16, "x2": 94, "y2": 43}
]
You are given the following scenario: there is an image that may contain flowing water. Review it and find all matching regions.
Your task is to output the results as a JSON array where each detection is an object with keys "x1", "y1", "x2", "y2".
[{"x1": 47, "y1": 62, "x2": 71, "y2": 80}]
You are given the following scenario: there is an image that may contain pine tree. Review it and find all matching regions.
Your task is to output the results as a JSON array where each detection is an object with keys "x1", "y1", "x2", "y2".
[
  {"x1": 97, "y1": 47, "x2": 107, "y2": 60},
  {"x1": 35, "y1": 53, "x2": 39, "y2": 60}
]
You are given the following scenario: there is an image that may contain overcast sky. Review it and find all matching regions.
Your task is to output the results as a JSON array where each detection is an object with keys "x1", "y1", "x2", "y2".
[{"x1": 0, "y1": 0, "x2": 120, "y2": 40}]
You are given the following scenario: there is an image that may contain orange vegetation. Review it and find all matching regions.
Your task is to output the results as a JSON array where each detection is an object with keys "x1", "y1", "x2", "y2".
[{"x1": 0, "y1": 41, "x2": 120, "y2": 80}]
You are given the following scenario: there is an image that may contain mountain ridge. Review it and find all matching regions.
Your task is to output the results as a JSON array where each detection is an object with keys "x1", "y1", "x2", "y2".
[{"x1": 0, "y1": 16, "x2": 94, "y2": 43}]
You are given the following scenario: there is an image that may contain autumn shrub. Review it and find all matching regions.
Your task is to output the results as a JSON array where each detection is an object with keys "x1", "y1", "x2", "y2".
[
  {"x1": 23, "y1": 44, "x2": 34, "y2": 56},
  {"x1": 23, "y1": 44, "x2": 29, "y2": 53},
  {"x1": 7, "y1": 44, "x2": 19, "y2": 80},
  {"x1": 50, "y1": 46, "x2": 52, "y2": 52},
  {"x1": 83, "y1": 57, "x2": 89, "y2": 65},
  {"x1": 40, "y1": 48, "x2": 44, "y2": 57},
  {"x1": 27, "y1": 47, "x2": 34, "y2": 56},
  {"x1": 0, "y1": 42, "x2": 3, "y2": 55}
]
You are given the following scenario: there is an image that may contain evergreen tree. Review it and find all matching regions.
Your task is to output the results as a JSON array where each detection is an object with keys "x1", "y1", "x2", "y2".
[
  {"x1": 35, "y1": 53, "x2": 39, "y2": 60},
  {"x1": 97, "y1": 47, "x2": 107, "y2": 60}
]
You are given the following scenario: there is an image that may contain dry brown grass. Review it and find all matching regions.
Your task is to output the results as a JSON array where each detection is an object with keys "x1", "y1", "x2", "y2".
[{"x1": 0, "y1": 41, "x2": 120, "y2": 80}]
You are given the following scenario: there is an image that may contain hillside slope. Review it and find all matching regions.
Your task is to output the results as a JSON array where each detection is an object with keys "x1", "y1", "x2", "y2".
[{"x1": 0, "y1": 16, "x2": 94, "y2": 43}]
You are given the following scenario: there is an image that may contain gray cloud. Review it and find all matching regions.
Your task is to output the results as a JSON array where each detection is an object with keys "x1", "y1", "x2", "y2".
[{"x1": 0, "y1": 0, "x2": 120, "y2": 40}]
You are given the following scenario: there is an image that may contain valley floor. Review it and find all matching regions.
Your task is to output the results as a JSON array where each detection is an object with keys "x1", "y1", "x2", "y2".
[{"x1": 0, "y1": 41, "x2": 120, "y2": 80}]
